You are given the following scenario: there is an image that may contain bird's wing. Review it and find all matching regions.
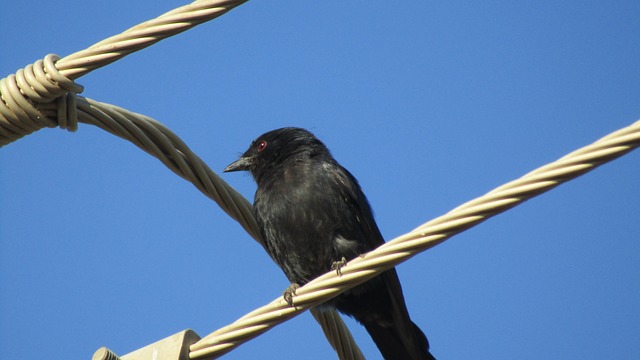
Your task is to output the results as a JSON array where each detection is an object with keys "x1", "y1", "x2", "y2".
[
  {"x1": 329, "y1": 163, "x2": 386, "y2": 249},
  {"x1": 331, "y1": 163, "x2": 433, "y2": 359}
]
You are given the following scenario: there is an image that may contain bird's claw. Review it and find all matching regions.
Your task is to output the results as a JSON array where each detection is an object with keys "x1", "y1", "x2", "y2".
[
  {"x1": 331, "y1": 257, "x2": 348, "y2": 276},
  {"x1": 283, "y1": 283, "x2": 300, "y2": 307}
]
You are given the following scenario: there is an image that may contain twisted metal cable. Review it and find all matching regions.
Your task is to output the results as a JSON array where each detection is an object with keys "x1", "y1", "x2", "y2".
[
  {"x1": 0, "y1": 0, "x2": 247, "y2": 146},
  {"x1": 189, "y1": 119, "x2": 640, "y2": 359},
  {"x1": 36, "y1": 94, "x2": 364, "y2": 358},
  {"x1": 75, "y1": 97, "x2": 262, "y2": 241},
  {"x1": 57, "y1": 0, "x2": 248, "y2": 79},
  {"x1": 0, "y1": 54, "x2": 84, "y2": 146},
  {"x1": 311, "y1": 309, "x2": 365, "y2": 360},
  {"x1": 1, "y1": 0, "x2": 363, "y2": 356},
  {"x1": 2, "y1": 1, "x2": 637, "y2": 358}
]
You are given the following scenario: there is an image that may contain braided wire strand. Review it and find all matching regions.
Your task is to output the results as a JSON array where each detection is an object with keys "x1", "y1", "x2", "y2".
[
  {"x1": 2, "y1": 0, "x2": 363, "y2": 355},
  {"x1": 188, "y1": 119, "x2": 640, "y2": 359},
  {"x1": 79, "y1": 95, "x2": 263, "y2": 245},
  {"x1": 0, "y1": 55, "x2": 84, "y2": 145},
  {"x1": 2, "y1": 1, "x2": 637, "y2": 358},
  {"x1": 53, "y1": 95, "x2": 362, "y2": 358},
  {"x1": 57, "y1": 0, "x2": 249, "y2": 80},
  {"x1": 1, "y1": 0, "x2": 248, "y2": 146}
]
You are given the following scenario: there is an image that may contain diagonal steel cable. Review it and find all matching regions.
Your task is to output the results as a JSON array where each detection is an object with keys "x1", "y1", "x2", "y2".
[
  {"x1": 1, "y1": 0, "x2": 249, "y2": 146},
  {"x1": 189, "y1": 119, "x2": 640, "y2": 359},
  {"x1": 49, "y1": 95, "x2": 363, "y2": 359},
  {"x1": 2, "y1": 1, "x2": 637, "y2": 358},
  {"x1": 2, "y1": 0, "x2": 364, "y2": 354},
  {"x1": 57, "y1": 0, "x2": 249, "y2": 79}
]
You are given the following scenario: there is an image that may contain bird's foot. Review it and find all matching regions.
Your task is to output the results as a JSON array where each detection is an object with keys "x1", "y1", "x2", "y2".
[
  {"x1": 282, "y1": 283, "x2": 300, "y2": 307},
  {"x1": 331, "y1": 257, "x2": 348, "y2": 276}
]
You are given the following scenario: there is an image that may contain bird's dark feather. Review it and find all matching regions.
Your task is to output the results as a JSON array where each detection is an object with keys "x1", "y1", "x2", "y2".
[{"x1": 225, "y1": 127, "x2": 435, "y2": 360}]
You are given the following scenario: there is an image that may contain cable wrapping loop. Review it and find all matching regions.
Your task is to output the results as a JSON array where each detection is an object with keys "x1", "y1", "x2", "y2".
[
  {"x1": 1, "y1": 1, "x2": 363, "y2": 358},
  {"x1": 0, "y1": 54, "x2": 83, "y2": 146}
]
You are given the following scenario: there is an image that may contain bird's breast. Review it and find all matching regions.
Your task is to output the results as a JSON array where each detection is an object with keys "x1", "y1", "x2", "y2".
[{"x1": 254, "y1": 170, "x2": 343, "y2": 284}]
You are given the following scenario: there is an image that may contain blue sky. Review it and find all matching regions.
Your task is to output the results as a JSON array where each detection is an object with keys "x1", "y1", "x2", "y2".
[{"x1": 1, "y1": 1, "x2": 639, "y2": 359}]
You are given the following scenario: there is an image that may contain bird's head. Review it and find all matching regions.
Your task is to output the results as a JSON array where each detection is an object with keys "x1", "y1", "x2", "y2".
[{"x1": 224, "y1": 127, "x2": 328, "y2": 183}]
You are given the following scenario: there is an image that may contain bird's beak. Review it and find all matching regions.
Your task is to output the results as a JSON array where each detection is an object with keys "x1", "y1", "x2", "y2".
[{"x1": 224, "y1": 156, "x2": 253, "y2": 172}]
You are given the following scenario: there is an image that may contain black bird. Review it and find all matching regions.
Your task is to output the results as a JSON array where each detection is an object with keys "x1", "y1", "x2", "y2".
[{"x1": 224, "y1": 127, "x2": 435, "y2": 360}]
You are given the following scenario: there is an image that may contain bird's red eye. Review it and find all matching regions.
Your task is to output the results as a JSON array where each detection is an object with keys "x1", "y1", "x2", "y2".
[{"x1": 257, "y1": 140, "x2": 267, "y2": 152}]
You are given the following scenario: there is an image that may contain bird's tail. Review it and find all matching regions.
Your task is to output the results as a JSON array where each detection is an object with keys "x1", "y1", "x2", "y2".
[
  {"x1": 335, "y1": 269, "x2": 436, "y2": 360},
  {"x1": 363, "y1": 319, "x2": 436, "y2": 360}
]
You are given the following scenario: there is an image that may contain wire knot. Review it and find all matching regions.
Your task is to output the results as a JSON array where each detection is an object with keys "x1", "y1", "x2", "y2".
[{"x1": 0, "y1": 54, "x2": 84, "y2": 147}]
